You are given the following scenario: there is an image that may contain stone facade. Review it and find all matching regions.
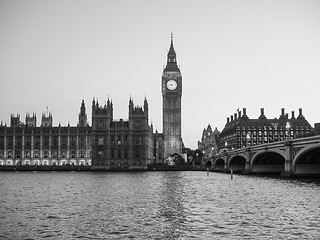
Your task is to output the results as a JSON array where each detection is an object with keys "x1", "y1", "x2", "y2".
[
  {"x1": 218, "y1": 108, "x2": 315, "y2": 151},
  {"x1": 198, "y1": 124, "x2": 220, "y2": 157},
  {"x1": 91, "y1": 98, "x2": 154, "y2": 170},
  {"x1": 0, "y1": 36, "x2": 186, "y2": 166},
  {"x1": 0, "y1": 101, "x2": 91, "y2": 166},
  {"x1": 161, "y1": 35, "x2": 183, "y2": 160}
]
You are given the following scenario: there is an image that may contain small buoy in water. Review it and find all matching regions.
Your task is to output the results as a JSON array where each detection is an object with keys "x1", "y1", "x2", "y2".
[
  {"x1": 207, "y1": 168, "x2": 209, "y2": 176},
  {"x1": 231, "y1": 169, "x2": 233, "y2": 180}
]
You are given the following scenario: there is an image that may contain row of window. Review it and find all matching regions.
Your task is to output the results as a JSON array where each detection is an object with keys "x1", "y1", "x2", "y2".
[
  {"x1": 239, "y1": 130, "x2": 310, "y2": 137},
  {"x1": 0, "y1": 150, "x2": 91, "y2": 159},
  {"x1": 97, "y1": 136, "x2": 143, "y2": 146},
  {"x1": 95, "y1": 160, "x2": 143, "y2": 166},
  {"x1": 97, "y1": 149, "x2": 141, "y2": 159}
]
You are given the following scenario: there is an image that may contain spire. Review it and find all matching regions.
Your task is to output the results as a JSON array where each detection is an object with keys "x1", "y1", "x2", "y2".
[
  {"x1": 164, "y1": 33, "x2": 180, "y2": 72},
  {"x1": 80, "y1": 99, "x2": 86, "y2": 115},
  {"x1": 129, "y1": 97, "x2": 134, "y2": 111},
  {"x1": 168, "y1": 32, "x2": 176, "y2": 57},
  {"x1": 144, "y1": 97, "x2": 148, "y2": 113}
]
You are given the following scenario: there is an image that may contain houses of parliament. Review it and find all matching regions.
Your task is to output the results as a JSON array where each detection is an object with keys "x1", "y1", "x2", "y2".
[
  {"x1": 0, "y1": 36, "x2": 183, "y2": 170},
  {"x1": 1, "y1": 36, "x2": 317, "y2": 169}
]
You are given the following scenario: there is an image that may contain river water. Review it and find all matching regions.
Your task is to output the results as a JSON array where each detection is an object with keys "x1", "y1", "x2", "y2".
[{"x1": 0, "y1": 171, "x2": 319, "y2": 239}]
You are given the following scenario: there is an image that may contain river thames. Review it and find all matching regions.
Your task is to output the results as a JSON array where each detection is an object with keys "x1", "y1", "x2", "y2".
[{"x1": 0, "y1": 171, "x2": 319, "y2": 239}]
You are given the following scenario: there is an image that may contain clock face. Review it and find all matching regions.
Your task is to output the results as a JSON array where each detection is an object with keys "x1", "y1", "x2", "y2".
[{"x1": 167, "y1": 80, "x2": 177, "y2": 90}]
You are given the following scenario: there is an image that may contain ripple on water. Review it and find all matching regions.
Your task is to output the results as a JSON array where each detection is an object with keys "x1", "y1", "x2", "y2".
[{"x1": 0, "y1": 172, "x2": 319, "y2": 239}]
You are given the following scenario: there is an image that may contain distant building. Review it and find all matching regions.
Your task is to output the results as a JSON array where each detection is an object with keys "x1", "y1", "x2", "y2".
[
  {"x1": 218, "y1": 108, "x2": 315, "y2": 150},
  {"x1": 198, "y1": 124, "x2": 220, "y2": 157},
  {"x1": 91, "y1": 98, "x2": 154, "y2": 170}
]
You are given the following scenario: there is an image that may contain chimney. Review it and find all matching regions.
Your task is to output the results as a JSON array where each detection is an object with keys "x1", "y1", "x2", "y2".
[
  {"x1": 238, "y1": 111, "x2": 242, "y2": 118},
  {"x1": 231, "y1": 115, "x2": 233, "y2": 121},
  {"x1": 234, "y1": 113, "x2": 237, "y2": 120},
  {"x1": 291, "y1": 111, "x2": 295, "y2": 119},
  {"x1": 259, "y1": 108, "x2": 266, "y2": 119},
  {"x1": 280, "y1": 108, "x2": 286, "y2": 119},
  {"x1": 242, "y1": 108, "x2": 248, "y2": 119},
  {"x1": 298, "y1": 108, "x2": 305, "y2": 119},
  {"x1": 227, "y1": 117, "x2": 230, "y2": 123}
]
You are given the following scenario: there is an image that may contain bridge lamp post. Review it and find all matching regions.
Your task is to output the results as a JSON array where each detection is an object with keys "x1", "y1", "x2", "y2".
[
  {"x1": 286, "y1": 122, "x2": 291, "y2": 140},
  {"x1": 246, "y1": 133, "x2": 251, "y2": 147}
]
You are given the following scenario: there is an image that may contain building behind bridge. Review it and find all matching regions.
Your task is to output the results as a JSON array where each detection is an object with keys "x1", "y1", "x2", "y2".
[{"x1": 218, "y1": 108, "x2": 315, "y2": 151}]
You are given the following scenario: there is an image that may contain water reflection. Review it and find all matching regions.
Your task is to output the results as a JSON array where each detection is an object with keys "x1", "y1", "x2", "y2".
[{"x1": 158, "y1": 172, "x2": 187, "y2": 239}]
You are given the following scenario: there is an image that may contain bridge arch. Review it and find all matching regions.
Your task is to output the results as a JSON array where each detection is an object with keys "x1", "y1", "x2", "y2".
[
  {"x1": 251, "y1": 150, "x2": 285, "y2": 173},
  {"x1": 229, "y1": 155, "x2": 246, "y2": 172},
  {"x1": 293, "y1": 145, "x2": 320, "y2": 175},
  {"x1": 214, "y1": 158, "x2": 225, "y2": 171}
]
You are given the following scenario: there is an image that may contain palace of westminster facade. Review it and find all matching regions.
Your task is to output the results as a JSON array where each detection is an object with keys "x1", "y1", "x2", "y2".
[
  {"x1": 0, "y1": 36, "x2": 183, "y2": 169},
  {"x1": 1, "y1": 37, "x2": 318, "y2": 168}
]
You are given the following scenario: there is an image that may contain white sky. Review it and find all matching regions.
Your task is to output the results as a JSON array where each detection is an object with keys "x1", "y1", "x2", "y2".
[{"x1": 1, "y1": 0, "x2": 319, "y2": 149}]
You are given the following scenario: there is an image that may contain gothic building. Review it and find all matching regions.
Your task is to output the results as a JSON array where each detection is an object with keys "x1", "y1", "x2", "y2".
[
  {"x1": 218, "y1": 108, "x2": 315, "y2": 151},
  {"x1": 0, "y1": 101, "x2": 91, "y2": 166},
  {"x1": 198, "y1": 124, "x2": 220, "y2": 157},
  {"x1": 161, "y1": 35, "x2": 183, "y2": 160},
  {"x1": 91, "y1": 98, "x2": 154, "y2": 170},
  {"x1": 0, "y1": 35, "x2": 185, "y2": 167}
]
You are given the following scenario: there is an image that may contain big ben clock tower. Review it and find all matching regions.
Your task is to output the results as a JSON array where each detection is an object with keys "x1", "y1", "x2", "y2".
[{"x1": 162, "y1": 34, "x2": 183, "y2": 159}]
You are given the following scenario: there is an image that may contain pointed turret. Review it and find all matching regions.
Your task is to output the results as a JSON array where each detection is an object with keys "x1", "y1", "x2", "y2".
[
  {"x1": 129, "y1": 97, "x2": 134, "y2": 115},
  {"x1": 143, "y1": 97, "x2": 148, "y2": 113},
  {"x1": 144, "y1": 97, "x2": 149, "y2": 123},
  {"x1": 26, "y1": 112, "x2": 37, "y2": 127},
  {"x1": 79, "y1": 99, "x2": 87, "y2": 127}
]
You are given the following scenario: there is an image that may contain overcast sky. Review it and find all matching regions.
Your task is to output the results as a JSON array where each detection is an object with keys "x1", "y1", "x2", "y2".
[{"x1": 1, "y1": 0, "x2": 319, "y2": 149}]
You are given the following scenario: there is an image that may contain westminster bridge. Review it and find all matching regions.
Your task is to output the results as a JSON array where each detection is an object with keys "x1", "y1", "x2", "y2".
[{"x1": 212, "y1": 135, "x2": 320, "y2": 177}]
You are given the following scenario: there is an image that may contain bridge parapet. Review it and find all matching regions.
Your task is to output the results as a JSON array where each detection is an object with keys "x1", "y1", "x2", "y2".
[{"x1": 213, "y1": 135, "x2": 320, "y2": 176}]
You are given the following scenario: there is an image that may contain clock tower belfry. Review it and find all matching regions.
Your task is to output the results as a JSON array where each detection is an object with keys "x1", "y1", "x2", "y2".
[{"x1": 162, "y1": 34, "x2": 183, "y2": 159}]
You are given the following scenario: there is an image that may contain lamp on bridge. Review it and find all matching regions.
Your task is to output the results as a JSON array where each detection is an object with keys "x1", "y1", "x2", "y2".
[
  {"x1": 286, "y1": 121, "x2": 291, "y2": 140},
  {"x1": 246, "y1": 133, "x2": 251, "y2": 147}
]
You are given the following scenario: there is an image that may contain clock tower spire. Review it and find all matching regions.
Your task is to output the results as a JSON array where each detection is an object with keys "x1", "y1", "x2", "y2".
[
  {"x1": 165, "y1": 33, "x2": 180, "y2": 72},
  {"x1": 162, "y1": 34, "x2": 183, "y2": 160}
]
